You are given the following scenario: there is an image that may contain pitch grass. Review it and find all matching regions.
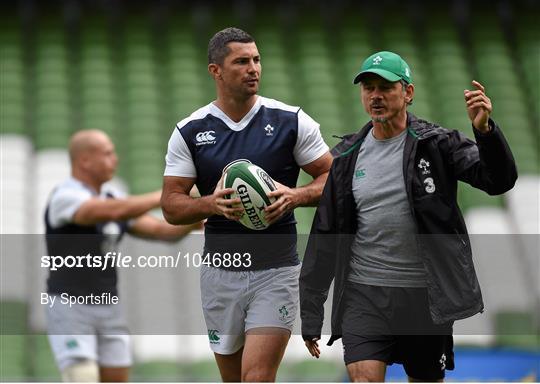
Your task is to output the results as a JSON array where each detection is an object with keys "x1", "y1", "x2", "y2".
[
  {"x1": 3, "y1": 334, "x2": 539, "y2": 381},
  {"x1": 133, "y1": 359, "x2": 345, "y2": 382},
  {"x1": 1, "y1": 335, "x2": 344, "y2": 381}
]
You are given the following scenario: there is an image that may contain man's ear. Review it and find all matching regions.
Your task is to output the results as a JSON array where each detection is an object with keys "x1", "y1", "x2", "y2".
[
  {"x1": 406, "y1": 83, "x2": 415, "y2": 101},
  {"x1": 208, "y1": 63, "x2": 222, "y2": 80},
  {"x1": 79, "y1": 153, "x2": 91, "y2": 172}
]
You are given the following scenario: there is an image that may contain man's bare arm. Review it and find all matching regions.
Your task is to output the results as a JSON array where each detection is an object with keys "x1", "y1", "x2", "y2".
[
  {"x1": 265, "y1": 151, "x2": 333, "y2": 223},
  {"x1": 129, "y1": 214, "x2": 203, "y2": 241},
  {"x1": 73, "y1": 191, "x2": 162, "y2": 226},
  {"x1": 295, "y1": 151, "x2": 334, "y2": 206},
  {"x1": 161, "y1": 176, "x2": 243, "y2": 225}
]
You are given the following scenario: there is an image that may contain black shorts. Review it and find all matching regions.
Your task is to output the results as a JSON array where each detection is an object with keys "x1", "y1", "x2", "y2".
[{"x1": 341, "y1": 282, "x2": 455, "y2": 381}]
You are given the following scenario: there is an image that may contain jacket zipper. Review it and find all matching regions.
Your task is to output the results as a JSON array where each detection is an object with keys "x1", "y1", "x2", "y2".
[{"x1": 454, "y1": 228, "x2": 467, "y2": 247}]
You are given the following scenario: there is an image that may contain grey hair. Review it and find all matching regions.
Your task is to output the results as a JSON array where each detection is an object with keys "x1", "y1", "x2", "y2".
[
  {"x1": 400, "y1": 80, "x2": 413, "y2": 106},
  {"x1": 208, "y1": 27, "x2": 255, "y2": 65}
]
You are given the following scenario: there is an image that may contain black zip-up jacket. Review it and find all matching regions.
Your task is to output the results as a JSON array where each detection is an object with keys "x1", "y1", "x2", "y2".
[{"x1": 300, "y1": 113, "x2": 517, "y2": 346}]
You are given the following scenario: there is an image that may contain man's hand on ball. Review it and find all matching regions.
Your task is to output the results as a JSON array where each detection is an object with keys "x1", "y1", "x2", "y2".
[
  {"x1": 465, "y1": 80, "x2": 492, "y2": 133},
  {"x1": 211, "y1": 179, "x2": 243, "y2": 220},
  {"x1": 265, "y1": 182, "x2": 299, "y2": 224}
]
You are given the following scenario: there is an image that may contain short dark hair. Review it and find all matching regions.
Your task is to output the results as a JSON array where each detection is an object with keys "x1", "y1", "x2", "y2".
[{"x1": 208, "y1": 27, "x2": 255, "y2": 65}]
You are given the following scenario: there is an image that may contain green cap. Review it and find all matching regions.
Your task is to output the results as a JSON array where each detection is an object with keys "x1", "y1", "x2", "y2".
[{"x1": 353, "y1": 51, "x2": 412, "y2": 85}]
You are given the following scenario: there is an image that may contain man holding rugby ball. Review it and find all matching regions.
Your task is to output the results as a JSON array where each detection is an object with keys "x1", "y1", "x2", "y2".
[{"x1": 161, "y1": 27, "x2": 332, "y2": 382}]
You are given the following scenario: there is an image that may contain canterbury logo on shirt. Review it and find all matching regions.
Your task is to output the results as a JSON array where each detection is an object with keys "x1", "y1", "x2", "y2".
[{"x1": 196, "y1": 131, "x2": 217, "y2": 146}]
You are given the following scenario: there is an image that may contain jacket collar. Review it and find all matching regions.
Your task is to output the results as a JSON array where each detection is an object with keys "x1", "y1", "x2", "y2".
[
  {"x1": 407, "y1": 113, "x2": 443, "y2": 140},
  {"x1": 331, "y1": 112, "x2": 442, "y2": 158}
]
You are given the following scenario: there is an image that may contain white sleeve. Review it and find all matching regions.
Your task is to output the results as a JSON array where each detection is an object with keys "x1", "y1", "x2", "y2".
[
  {"x1": 164, "y1": 127, "x2": 197, "y2": 178},
  {"x1": 293, "y1": 109, "x2": 330, "y2": 166},
  {"x1": 47, "y1": 187, "x2": 92, "y2": 228}
]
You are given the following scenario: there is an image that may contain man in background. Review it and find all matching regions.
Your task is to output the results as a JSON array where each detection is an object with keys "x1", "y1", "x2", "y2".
[{"x1": 45, "y1": 129, "x2": 201, "y2": 382}]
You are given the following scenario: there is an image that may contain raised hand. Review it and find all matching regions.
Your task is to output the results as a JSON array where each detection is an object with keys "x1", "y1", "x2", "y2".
[{"x1": 464, "y1": 80, "x2": 492, "y2": 133}]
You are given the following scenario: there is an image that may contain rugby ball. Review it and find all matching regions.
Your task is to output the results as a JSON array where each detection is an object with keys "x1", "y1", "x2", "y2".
[{"x1": 222, "y1": 160, "x2": 277, "y2": 230}]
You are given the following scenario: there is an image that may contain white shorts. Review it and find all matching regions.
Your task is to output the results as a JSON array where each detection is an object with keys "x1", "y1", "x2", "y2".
[
  {"x1": 200, "y1": 264, "x2": 300, "y2": 355},
  {"x1": 46, "y1": 296, "x2": 132, "y2": 370}
]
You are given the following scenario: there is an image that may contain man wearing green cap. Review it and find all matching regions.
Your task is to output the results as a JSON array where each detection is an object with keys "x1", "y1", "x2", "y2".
[{"x1": 300, "y1": 51, "x2": 517, "y2": 381}]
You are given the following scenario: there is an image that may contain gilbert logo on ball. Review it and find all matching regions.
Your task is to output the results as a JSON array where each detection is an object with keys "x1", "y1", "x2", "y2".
[{"x1": 222, "y1": 159, "x2": 277, "y2": 230}]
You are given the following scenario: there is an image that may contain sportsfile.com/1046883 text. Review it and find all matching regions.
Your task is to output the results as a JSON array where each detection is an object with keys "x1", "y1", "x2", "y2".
[{"x1": 40, "y1": 252, "x2": 252, "y2": 271}]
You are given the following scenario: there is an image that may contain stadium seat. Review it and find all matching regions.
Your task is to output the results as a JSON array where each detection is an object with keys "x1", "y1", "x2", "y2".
[
  {"x1": 258, "y1": 45, "x2": 294, "y2": 102},
  {"x1": 469, "y1": 12, "x2": 538, "y2": 177},
  {"x1": 1, "y1": 41, "x2": 26, "y2": 135},
  {"x1": 513, "y1": 13, "x2": 540, "y2": 142},
  {"x1": 377, "y1": 13, "x2": 434, "y2": 122}
]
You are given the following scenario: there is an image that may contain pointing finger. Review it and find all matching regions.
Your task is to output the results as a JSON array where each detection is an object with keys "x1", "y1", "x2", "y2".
[{"x1": 472, "y1": 80, "x2": 485, "y2": 92}]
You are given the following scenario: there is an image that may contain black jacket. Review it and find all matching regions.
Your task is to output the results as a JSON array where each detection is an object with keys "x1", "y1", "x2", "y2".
[{"x1": 299, "y1": 113, "x2": 517, "y2": 346}]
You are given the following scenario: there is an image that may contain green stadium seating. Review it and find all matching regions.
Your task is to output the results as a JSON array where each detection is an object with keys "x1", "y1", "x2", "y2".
[
  {"x1": 469, "y1": 11, "x2": 538, "y2": 175},
  {"x1": 514, "y1": 13, "x2": 540, "y2": 145},
  {"x1": 377, "y1": 13, "x2": 434, "y2": 122},
  {"x1": 1, "y1": 4, "x2": 538, "y2": 199},
  {"x1": 1, "y1": 31, "x2": 25, "y2": 135},
  {"x1": 257, "y1": 29, "x2": 295, "y2": 103}
]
